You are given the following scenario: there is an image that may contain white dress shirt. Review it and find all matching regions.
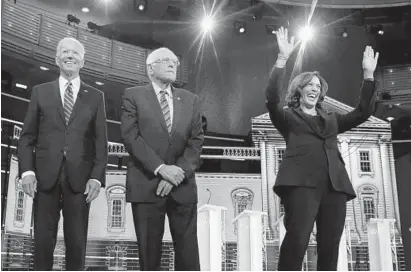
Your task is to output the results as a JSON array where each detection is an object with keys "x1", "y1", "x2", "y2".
[
  {"x1": 59, "y1": 76, "x2": 81, "y2": 105},
  {"x1": 22, "y1": 76, "x2": 101, "y2": 187},
  {"x1": 152, "y1": 82, "x2": 174, "y2": 175}
]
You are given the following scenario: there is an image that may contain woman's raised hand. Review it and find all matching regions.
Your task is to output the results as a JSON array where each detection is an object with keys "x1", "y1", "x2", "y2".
[
  {"x1": 362, "y1": 45, "x2": 379, "y2": 76},
  {"x1": 275, "y1": 27, "x2": 296, "y2": 59}
]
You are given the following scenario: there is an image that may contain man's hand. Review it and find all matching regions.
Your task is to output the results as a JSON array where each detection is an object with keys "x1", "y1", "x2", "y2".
[
  {"x1": 362, "y1": 45, "x2": 379, "y2": 78},
  {"x1": 22, "y1": 175, "x2": 37, "y2": 198},
  {"x1": 156, "y1": 180, "x2": 173, "y2": 197},
  {"x1": 158, "y1": 165, "x2": 185, "y2": 186},
  {"x1": 275, "y1": 26, "x2": 296, "y2": 59},
  {"x1": 84, "y1": 179, "x2": 101, "y2": 203}
]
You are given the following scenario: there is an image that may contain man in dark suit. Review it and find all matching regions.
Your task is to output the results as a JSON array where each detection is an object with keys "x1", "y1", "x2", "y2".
[
  {"x1": 121, "y1": 47, "x2": 204, "y2": 271},
  {"x1": 18, "y1": 37, "x2": 108, "y2": 271},
  {"x1": 266, "y1": 27, "x2": 379, "y2": 270}
]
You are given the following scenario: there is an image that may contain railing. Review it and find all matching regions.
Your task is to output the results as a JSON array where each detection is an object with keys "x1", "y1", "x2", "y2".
[
  {"x1": 6, "y1": 121, "x2": 260, "y2": 161},
  {"x1": 1, "y1": 0, "x2": 188, "y2": 85}
]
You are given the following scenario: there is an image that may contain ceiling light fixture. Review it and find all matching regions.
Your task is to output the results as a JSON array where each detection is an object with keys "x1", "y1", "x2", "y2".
[{"x1": 15, "y1": 83, "x2": 27, "y2": 89}]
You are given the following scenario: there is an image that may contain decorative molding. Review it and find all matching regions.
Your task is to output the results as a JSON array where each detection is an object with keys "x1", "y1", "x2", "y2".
[
  {"x1": 196, "y1": 173, "x2": 261, "y2": 180},
  {"x1": 338, "y1": 136, "x2": 351, "y2": 144}
]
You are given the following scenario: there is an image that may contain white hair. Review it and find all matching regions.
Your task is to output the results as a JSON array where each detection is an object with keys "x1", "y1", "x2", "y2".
[
  {"x1": 146, "y1": 47, "x2": 177, "y2": 65},
  {"x1": 56, "y1": 37, "x2": 85, "y2": 59}
]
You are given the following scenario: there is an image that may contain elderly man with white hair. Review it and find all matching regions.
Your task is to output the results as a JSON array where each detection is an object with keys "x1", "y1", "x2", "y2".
[
  {"x1": 121, "y1": 47, "x2": 204, "y2": 271},
  {"x1": 18, "y1": 37, "x2": 108, "y2": 270}
]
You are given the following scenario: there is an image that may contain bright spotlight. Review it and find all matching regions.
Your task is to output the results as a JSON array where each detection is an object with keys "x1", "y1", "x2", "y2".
[
  {"x1": 298, "y1": 26, "x2": 314, "y2": 42},
  {"x1": 201, "y1": 16, "x2": 214, "y2": 32}
]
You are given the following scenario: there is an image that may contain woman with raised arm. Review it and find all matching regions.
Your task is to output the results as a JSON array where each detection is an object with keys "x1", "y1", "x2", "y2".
[{"x1": 266, "y1": 27, "x2": 379, "y2": 271}]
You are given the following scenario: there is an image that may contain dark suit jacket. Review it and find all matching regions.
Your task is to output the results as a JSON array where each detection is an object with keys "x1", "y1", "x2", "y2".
[
  {"x1": 18, "y1": 79, "x2": 108, "y2": 192},
  {"x1": 121, "y1": 83, "x2": 204, "y2": 204},
  {"x1": 266, "y1": 67, "x2": 376, "y2": 200}
]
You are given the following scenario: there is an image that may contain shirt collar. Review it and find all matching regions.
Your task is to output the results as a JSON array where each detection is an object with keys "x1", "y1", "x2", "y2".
[
  {"x1": 59, "y1": 76, "x2": 81, "y2": 91},
  {"x1": 152, "y1": 81, "x2": 172, "y2": 97}
]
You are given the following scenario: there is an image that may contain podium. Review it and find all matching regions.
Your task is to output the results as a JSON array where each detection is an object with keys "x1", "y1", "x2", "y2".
[
  {"x1": 367, "y1": 218, "x2": 395, "y2": 271},
  {"x1": 232, "y1": 210, "x2": 266, "y2": 271},
  {"x1": 197, "y1": 204, "x2": 227, "y2": 271}
]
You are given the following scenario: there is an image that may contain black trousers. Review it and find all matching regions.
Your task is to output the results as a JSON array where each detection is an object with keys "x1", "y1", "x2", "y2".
[
  {"x1": 278, "y1": 179, "x2": 347, "y2": 271},
  {"x1": 131, "y1": 196, "x2": 200, "y2": 271},
  {"x1": 33, "y1": 160, "x2": 90, "y2": 271}
]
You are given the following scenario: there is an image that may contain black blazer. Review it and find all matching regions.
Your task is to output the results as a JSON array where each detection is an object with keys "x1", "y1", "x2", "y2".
[
  {"x1": 266, "y1": 67, "x2": 376, "y2": 200},
  {"x1": 121, "y1": 83, "x2": 204, "y2": 204},
  {"x1": 18, "y1": 79, "x2": 108, "y2": 192}
]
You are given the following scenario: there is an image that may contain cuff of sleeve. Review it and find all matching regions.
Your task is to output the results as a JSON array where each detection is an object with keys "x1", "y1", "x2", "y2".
[
  {"x1": 154, "y1": 164, "x2": 165, "y2": 176},
  {"x1": 22, "y1": 171, "x2": 36, "y2": 179},
  {"x1": 275, "y1": 58, "x2": 287, "y2": 68},
  {"x1": 90, "y1": 179, "x2": 101, "y2": 187}
]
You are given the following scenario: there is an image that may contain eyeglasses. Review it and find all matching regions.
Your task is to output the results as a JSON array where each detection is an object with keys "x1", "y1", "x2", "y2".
[{"x1": 149, "y1": 57, "x2": 180, "y2": 67}]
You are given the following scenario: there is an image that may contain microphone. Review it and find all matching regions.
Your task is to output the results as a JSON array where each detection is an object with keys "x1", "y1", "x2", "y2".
[{"x1": 206, "y1": 189, "x2": 212, "y2": 204}]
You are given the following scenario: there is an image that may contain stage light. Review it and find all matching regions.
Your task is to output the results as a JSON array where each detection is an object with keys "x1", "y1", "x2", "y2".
[
  {"x1": 201, "y1": 15, "x2": 214, "y2": 33},
  {"x1": 298, "y1": 25, "x2": 314, "y2": 42},
  {"x1": 81, "y1": 7, "x2": 89, "y2": 13},
  {"x1": 135, "y1": 0, "x2": 147, "y2": 12},
  {"x1": 266, "y1": 25, "x2": 277, "y2": 35},
  {"x1": 369, "y1": 25, "x2": 384, "y2": 36},
  {"x1": 95, "y1": 81, "x2": 104, "y2": 86},
  {"x1": 234, "y1": 21, "x2": 246, "y2": 35},
  {"x1": 67, "y1": 14, "x2": 80, "y2": 25},
  {"x1": 15, "y1": 83, "x2": 27, "y2": 89},
  {"x1": 341, "y1": 27, "x2": 348, "y2": 38},
  {"x1": 39, "y1": 66, "x2": 49, "y2": 71}
]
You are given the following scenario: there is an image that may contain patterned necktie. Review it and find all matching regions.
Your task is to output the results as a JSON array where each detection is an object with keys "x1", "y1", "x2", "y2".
[
  {"x1": 160, "y1": 90, "x2": 172, "y2": 134},
  {"x1": 64, "y1": 83, "x2": 74, "y2": 124}
]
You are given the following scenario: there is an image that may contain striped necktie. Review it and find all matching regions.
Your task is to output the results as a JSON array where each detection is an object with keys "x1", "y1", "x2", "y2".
[
  {"x1": 160, "y1": 90, "x2": 172, "y2": 134},
  {"x1": 64, "y1": 82, "x2": 74, "y2": 124}
]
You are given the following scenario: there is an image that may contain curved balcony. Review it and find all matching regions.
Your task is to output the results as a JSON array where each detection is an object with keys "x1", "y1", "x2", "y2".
[{"x1": 1, "y1": 1, "x2": 189, "y2": 87}]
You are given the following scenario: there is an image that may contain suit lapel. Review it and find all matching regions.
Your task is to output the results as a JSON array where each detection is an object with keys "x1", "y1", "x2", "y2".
[
  {"x1": 170, "y1": 86, "x2": 182, "y2": 137},
  {"x1": 52, "y1": 79, "x2": 66, "y2": 125},
  {"x1": 317, "y1": 108, "x2": 332, "y2": 137},
  {"x1": 67, "y1": 81, "x2": 87, "y2": 126},
  {"x1": 145, "y1": 84, "x2": 169, "y2": 135},
  {"x1": 293, "y1": 108, "x2": 324, "y2": 138}
]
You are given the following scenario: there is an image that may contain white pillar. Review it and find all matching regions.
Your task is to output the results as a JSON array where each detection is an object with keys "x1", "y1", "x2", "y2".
[
  {"x1": 338, "y1": 136, "x2": 352, "y2": 179},
  {"x1": 387, "y1": 141, "x2": 402, "y2": 231},
  {"x1": 197, "y1": 204, "x2": 227, "y2": 271},
  {"x1": 233, "y1": 210, "x2": 266, "y2": 271},
  {"x1": 379, "y1": 136, "x2": 392, "y2": 218},
  {"x1": 367, "y1": 218, "x2": 395, "y2": 271},
  {"x1": 337, "y1": 223, "x2": 349, "y2": 271},
  {"x1": 260, "y1": 141, "x2": 270, "y2": 232},
  {"x1": 266, "y1": 144, "x2": 277, "y2": 224}
]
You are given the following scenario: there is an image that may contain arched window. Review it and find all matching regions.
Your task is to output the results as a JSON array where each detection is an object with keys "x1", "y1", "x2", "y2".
[
  {"x1": 106, "y1": 186, "x2": 126, "y2": 232},
  {"x1": 358, "y1": 185, "x2": 378, "y2": 230},
  {"x1": 231, "y1": 188, "x2": 254, "y2": 217}
]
